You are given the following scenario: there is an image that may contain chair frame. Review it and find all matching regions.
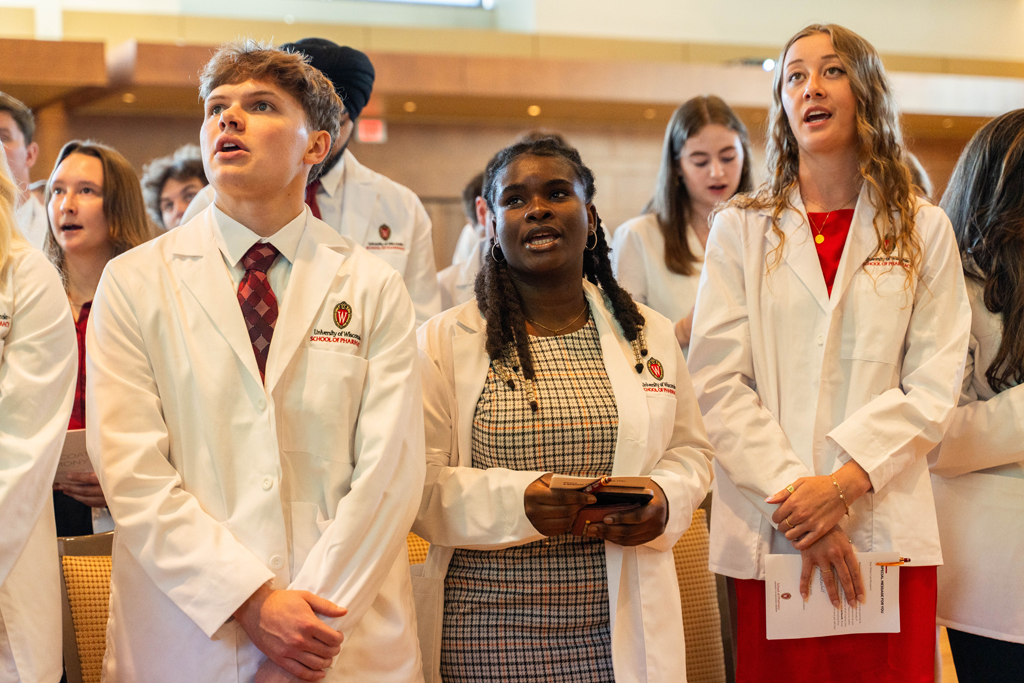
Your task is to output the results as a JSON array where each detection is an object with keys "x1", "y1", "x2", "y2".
[{"x1": 57, "y1": 532, "x2": 114, "y2": 683}]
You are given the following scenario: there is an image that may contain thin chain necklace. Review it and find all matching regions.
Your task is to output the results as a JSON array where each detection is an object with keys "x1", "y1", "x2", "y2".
[
  {"x1": 805, "y1": 188, "x2": 861, "y2": 244},
  {"x1": 525, "y1": 304, "x2": 589, "y2": 334}
]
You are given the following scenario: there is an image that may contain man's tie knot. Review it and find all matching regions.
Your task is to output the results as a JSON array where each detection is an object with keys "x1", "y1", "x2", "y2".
[{"x1": 243, "y1": 243, "x2": 280, "y2": 274}]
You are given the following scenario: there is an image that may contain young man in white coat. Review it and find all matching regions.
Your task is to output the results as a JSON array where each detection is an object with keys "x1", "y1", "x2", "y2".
[
  {"x1": 87, "y1": 42, "x2": 425, "y2": 683},
  {"x1": 0, "y1": 92, "x2": 48, "y2": 249},
  {"x1": 182, "y1": 39, "x2": 441, "y2": 326}
]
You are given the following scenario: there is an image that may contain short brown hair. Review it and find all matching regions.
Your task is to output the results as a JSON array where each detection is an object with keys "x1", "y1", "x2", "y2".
[
  {"x1": 461, "y1": 172, "x2": 483, "y2": 224},
  {"x1": 199, "y1": 40, "x2": 342, "y2": 182},
  {"x1": 141, "y1": 144, "x2": 207, "y2": 228},
  {"x1": 45, "y1": 140, "x2": 154, "y2": 279},
  {"x1": 0, "y1": 92, "x2": 35, "y2": 144}
]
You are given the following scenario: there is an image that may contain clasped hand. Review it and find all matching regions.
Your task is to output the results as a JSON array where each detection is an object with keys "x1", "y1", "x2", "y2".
[
  {"x1": 524, "y1": 473, "x2": 669, "y2": 546},
  {"x1": 234, "y1": 585, "x2": 347, "y2": 681},
  {"x1": 766, "y1": 463, "x2": 871, "y2": 550}
]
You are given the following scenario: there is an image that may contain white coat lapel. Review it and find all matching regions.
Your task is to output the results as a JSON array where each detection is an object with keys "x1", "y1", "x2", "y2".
[
  {"x1": 828, "y1": 190, "x2": 878, "y2": 310},
  {"x1": 264, "y1": 219, "x2": 345, "y2": 392},
  {"x1": 339, "y1": 151, "x2": 380, "y2": 247},
  {"x1": 451, "y1": 306, "x2": 491, "y2": 467},
  {"x1": 175, "y1": 213, "x2": 263, "y2": 386},
  {"x1": 765, "y1": 194, "x2": 830, "y2": 312},
  {"x1": 583, "y1": 282, "x2": 649, "y2": 476}
]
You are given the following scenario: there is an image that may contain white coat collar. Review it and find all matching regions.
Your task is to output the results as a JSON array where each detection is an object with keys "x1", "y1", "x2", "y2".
[
  {"x1": 316, "y1": 152, "x2": 346, "y2": 199},
  {"x1": 170, "y1": 206, "x2": 349, "y2": 392},
  {"x1": 763, "y1": 185, "x2": 876, "y2": 312},
  {"x1": 338, "y1": 150, "x2": 380, "y2": 247}
]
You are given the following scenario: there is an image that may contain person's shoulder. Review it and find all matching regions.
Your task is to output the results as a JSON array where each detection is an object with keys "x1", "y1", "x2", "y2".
[
  {"x1": 616, "y1": 212, "x2": 660, "y2": 235},
  {"x1": 9, "y1": 245, "x2": 61, "y2": 290},
  {"x1": 346, "y1": 152, "x2": 425, "y2": 213},
  {"x1": 419, "y1": 299, "x2": 481, "y2": 341}
]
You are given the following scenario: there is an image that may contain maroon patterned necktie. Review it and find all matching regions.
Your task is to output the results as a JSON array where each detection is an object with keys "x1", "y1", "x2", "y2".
[
  {"x1": 237, "y1": 242, "x2": 280, "y2": 382},
  {"x1": 304, "y1": 180, "x2": 322, "y2": 220}
]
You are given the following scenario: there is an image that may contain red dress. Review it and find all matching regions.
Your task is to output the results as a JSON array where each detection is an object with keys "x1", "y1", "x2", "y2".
[{"x1": 734, "y1": 211, "x2": 937, "y2": 683}]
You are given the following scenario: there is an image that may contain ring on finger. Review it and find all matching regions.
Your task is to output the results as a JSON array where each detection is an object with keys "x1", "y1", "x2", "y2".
[
  {"x1": 820, "y1": 565, "x2": 833, "y2": 573},
  {"x1": 784, "y1": 517, "x2": 796, "y2": 530},
  {"x1": 786, "y1": 485, "x2": 795, "y2": 493}
]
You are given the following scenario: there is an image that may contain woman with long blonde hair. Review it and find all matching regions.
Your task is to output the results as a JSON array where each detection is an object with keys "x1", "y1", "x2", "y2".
[
  {"x1": 0, "y1": 148, "x2": 79, "y2": 681},
  {"x1": 688, "y1": 24, "x2": 971, "y2": 682},
  {"x1": 45, "y1": 140, "x2": 152, "y2": 536}
]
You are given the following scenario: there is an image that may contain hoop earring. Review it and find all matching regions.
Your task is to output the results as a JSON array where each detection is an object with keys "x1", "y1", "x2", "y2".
[
  {"x1": 585, "y1": 231, "x2": 597, "y2": 251},
  {"x1": 491, "y1": 242, "x2": 505, "y2": 262}
]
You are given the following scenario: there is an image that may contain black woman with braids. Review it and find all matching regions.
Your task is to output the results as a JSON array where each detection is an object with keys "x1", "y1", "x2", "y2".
[{"x1": 412, "y1": 137, "x2": 713, "y2": 682}]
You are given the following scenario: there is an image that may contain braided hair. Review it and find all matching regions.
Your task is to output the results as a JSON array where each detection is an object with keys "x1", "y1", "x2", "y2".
[{"x1": 474, "y1": 137, "x2": 646, "y2": 410}]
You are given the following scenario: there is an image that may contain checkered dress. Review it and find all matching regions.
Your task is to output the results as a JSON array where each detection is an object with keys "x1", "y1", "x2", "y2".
[{"x1": 441, "y1": 317, "x2": 618, "y2": 682}]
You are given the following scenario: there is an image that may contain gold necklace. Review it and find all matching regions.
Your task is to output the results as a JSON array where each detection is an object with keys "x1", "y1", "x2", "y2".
[
  {"x1": 806, "y1": 189, "x2": 860, "y2": 244},
  {"x1": 525, "y1": 304, "x2": 589, "y2": 334}
]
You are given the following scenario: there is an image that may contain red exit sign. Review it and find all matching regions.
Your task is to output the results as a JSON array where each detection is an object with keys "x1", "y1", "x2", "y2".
[{"x1": 356, "y1": 119, "x2": 387, "y2": 144}]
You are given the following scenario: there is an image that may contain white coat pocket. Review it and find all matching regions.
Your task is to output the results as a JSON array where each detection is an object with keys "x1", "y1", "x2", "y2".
[
  {"x1": 280, "y1": 349, "x2": 368, "y2": 462},
  {"x1": 841, "y1": 265, "x2": 914, "y2": 365}
]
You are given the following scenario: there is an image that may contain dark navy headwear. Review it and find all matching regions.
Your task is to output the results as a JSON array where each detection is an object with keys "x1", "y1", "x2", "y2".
[{"x1": 280, "y1": 38, "x2": 375, "y2": 120}]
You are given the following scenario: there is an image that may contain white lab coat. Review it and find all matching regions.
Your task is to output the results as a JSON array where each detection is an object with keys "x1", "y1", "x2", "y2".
[
  {"x1": 86, "y1": 207, "x2": 425, "y2": 682},
  {"x1": 688, "y1": 190, "x2": 971, "y2": 579},
  {"x1": 14, "y1": 193, "x2": 49, "y2": 251},
  {"x1": 611, "y1": 213, "x2": 704, "y2": 332},
  {"x1": 930, "y1": 276, "x2": 1024, "y2": 643},
  {"x1": 0, "y1": 247, "x2": 77, "y2": 683},
  {"x1": 182, "y1": 150, "x2": 441, "y2": 325},
  {"x1": 436, "y1": 240, "x2": 483, "y2": 311},
  {"x1": 413, "y1": 280, "x2": 714, "y2": 683}
]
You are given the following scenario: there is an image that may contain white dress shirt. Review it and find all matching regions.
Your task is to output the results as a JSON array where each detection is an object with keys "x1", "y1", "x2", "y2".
[{"x1": 15, "y1": 193, "x2": 49, "y2": 250}]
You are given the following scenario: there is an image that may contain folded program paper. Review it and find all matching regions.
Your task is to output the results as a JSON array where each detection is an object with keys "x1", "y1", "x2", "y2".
[{"x1": 765, "y1": 552, "x2": 901, "y2": 640}]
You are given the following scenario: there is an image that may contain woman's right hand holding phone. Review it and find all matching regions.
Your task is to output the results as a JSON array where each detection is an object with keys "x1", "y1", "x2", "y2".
[{"x1": 524, "y1": 473, "x2": 596, "y2": 536}]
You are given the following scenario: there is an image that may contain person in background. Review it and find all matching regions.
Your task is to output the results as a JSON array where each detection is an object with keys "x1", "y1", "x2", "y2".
[
  {"x1": 141, "y1": 144, "x2": 208, "y2": 230},
  {"x1": 612, "y1": 95, "x2": 752, "y2": 356},
  {"x1": 88, "y1": 42, "x2": 424, "y2": 682},
  {"x1": 437, "y1": 172, "x2": 488, "y2": 310},
  {"x1": 688, "y1": 24, "x2": 970, "y2": 683},
  {"x1": 45, "y1": 140, "x2": 152, "y2": 536},
  {"x1": 182, "y1": 38, "x2": 441, "y2": 325},
  {"x1": 930, "y1": 108, "x2": 1024, "y2": 683},
  {"x1": 449, "y1": 172, "x2": 484, "y2": 267},
  {"x1": 0, "y1": 146, "x2": 77, "y2": 683},
  {"x1": 0, "y1": 92, "x2": 47, "y2": 249},
  {"x1": 414, "y1": 137, "x2": 713, "y2": 682},
  {"x1": 907, "y1": 151, "x2": 934, "y2": 200}
]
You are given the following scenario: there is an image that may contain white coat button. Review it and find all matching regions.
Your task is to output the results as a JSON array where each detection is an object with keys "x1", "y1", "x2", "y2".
[
  {"x1": 261, "y1": 476, "x2": 273, "y2": 491},
  {"x1": 816, "y1": 334, "x2": 824, "y2": 345},
  {"x1": 269, "y1": 555, "x2": 284, "y2": 570},
  {"x1": 257, "y1": 399, "x2": 267, "y2": 411}
]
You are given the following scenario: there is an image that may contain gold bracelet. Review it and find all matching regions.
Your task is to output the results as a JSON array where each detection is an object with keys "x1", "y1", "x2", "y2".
[{"x1": 831, "y1": 473, "x2": 850, "y2": 515}]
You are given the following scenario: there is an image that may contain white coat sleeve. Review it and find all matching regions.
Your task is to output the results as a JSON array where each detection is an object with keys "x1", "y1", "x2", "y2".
[
  {"x1": 412, "y1": 319, "x2": 545, "y2": 549},
  {"x1": 688, "y1": 211, "x2": 814, "y2": 523},
  {"x1": 827, "y1": 214, "x2": 971, "y2": 492},
  {"x1": 87, "y1": 261, "x2": 275, "y2": 638},
  {"x1": 929, "y1": 333, "x2": 1024, "y2": 477},
  {"x1": 611, "y1": 223, "x2": 650, "y2": 305},
  {"x1": 0, "y1": 252, "x2": 77, "y2": 585},
  {"x1": 645, "y1": 340, "x2": 715, "y2": 553},
  {"x1": 406, "y1": 197, "x2": 442, "y2": 326},
  {"x1": 288, "y1": 272, "x2": 425, "y2": 639}
]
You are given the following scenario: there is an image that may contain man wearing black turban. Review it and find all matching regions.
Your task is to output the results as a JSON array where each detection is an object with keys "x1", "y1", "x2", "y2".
[{"x1": 182, "y1": 38, "x2": 441, "y2": 324}]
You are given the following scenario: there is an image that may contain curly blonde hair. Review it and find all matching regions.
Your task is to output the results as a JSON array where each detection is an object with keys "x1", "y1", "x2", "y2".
[
  {"x1": 0, "y1": 150, "x2": 29, "y2": 277},
  {"x1": 732, "y1": 24, "x2": 920, "y2": 278}
]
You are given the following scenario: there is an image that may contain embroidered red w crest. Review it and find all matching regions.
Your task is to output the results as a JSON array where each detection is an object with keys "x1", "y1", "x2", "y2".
[
  {"x1": 334, "y1": 302, "x2": 352, "y2": 329},
  {"x1": 379, "y1": 224, "x2": 391, "y2": 241},
  {"x1": 647, "y1": 357, "x2": 664, "y2": 381}
]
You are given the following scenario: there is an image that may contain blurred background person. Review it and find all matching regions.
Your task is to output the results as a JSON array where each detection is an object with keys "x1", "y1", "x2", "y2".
[
  {"x1": 437, "y1": 172, "x2": 488, "y2": 310},
  {"x1": 141, "y1": 143, "x2": 207, "y2": 230},
  {"x1": 0, "y1": 92, "x2": 47, "y2": 249},
  {"x1": 182, "y1": 38, "x2": 441, "y2": 325},
  {"x1": 46, "y1": 140, "x2": 152, "y2": 536},
  {"x1": 0, "y1": 146, "x2": 78, "y2": 683},
  {"x1": 931, "y1": 108, "x2": 1024, "y2": 683},
  {"x1": 449, "y1": 172, "x2": 484, "y2": 266},
  {"x1": 612, "y1": 95, "x2": 753, "y2": 355}
]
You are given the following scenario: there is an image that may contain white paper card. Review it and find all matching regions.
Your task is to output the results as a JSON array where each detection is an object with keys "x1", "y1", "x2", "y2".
[
  {"x1": 765, "y1": 552, "x2": 901, "y2": 640},
  {"x1": 54, "y1": 429, "x2": 93, "y2": 485},
  {"x1": 549, "y1": 474, "x2": 652, "y2": 490}
]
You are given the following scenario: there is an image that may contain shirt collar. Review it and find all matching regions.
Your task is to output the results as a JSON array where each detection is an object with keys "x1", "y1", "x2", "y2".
[
  {"x1": 316, "y1": 153, "x2": 345, "y2": 199},
  {"x1": 212, "y1": 204, "x2": 308, "y2": 269}
]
